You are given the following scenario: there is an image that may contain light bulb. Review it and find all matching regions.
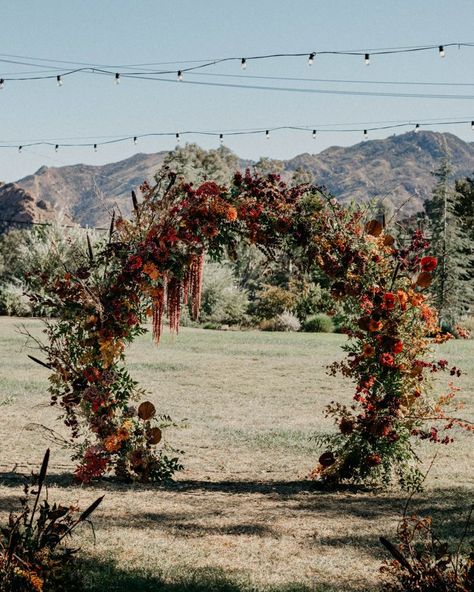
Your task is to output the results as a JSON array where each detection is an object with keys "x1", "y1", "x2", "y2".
[
  {"x1": 365, "y1": 53, "x2": 370, "y2": 65},
  {"x1": 265, "y1": 130, "x2": 270, "y2": 139},
  {"x1": 415, "y1": 124, "x2": 420, "y2": 133},
  {"x1": 471, "y1": 121, "x2": 474, "y2": 130},
  {"x1": 177, "y1": 70, "x2": 183, "y2": 81},
  {"x1": 312, "y1": 129, "x2": 316, "y2": 139},
  {"x1": 114, "y1": 73, "x2": 121, "y2": 84},
  {"x1": 176, "y1": 132, "x2": 180, "y2": 143},
  {"x1": 0, "y1": 78, "x2": 4, "y2": 90},
  {"x1": 94, "y1": 144, "x2": 98, "y2": 152},
  {"x1": 363, "y1": 129, "x2": 368, "y2": 140},
  {"x1": 308, "y1": 52, "x2": 315, "y2": 66},
  {"x1": 241, "y1": 58, "x2": 247, "y2": 70},
  {"x1": 55, "y1": 144, "x2": 59, "y2": 153},
  {"x1": 56, "y1": 75, "x2": 63, "y2": 87},
  {"x1": 219, "y1": 133, "x2": 223, "y2": 144},
  {"x1": 133, "y1": 136, "x2": 138, "y2": 145},
  {"x1": 18, "y1": 146, "x2": 22, "y2": 153},
  {"x1": 439, "y1": 45, "x2": 445, "y2": 58}
]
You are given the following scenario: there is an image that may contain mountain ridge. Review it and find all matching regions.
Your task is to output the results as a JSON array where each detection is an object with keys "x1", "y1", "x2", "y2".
[{"x1": 2, "y1": 131, "x2": 473, "y2": 227}]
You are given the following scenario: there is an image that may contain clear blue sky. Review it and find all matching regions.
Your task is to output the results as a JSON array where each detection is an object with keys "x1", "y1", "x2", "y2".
[{"x1": 1, "y1": 0, "x2": 473, "y2": 182}]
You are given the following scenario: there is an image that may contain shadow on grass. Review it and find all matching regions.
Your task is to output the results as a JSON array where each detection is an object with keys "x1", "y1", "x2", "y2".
[{"x1": 79, "y1": 559, "x2": 337, "y2": 592}]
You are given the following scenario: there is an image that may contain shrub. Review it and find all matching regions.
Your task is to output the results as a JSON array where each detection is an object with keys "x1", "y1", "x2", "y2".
[
  {"x1": 302, "y1": 313, "x2": 334, "y2": 333},
  {"x1": 260, "y1": 311, "x2": 301, "y2": 332},
  {"x1": 252, "y1": 285, "x2": 296, "y2": 320},
  {"x1": 0, "y1": 222, "x2": 102, "y2": 317},
  {"x1": 200, "y1": 262, "x2": 249, "y2": 326},
  {"x1": 202, "y1": 322, "x2": 221, "y2": 330},
  {"x1": 0, "y1": 282, "x2": 31, "y2": 316},
  {"x1": 0, "y1": 449, "x2": 103, "y2": 592}
]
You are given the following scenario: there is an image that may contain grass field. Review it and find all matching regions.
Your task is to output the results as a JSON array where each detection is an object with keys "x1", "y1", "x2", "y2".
[{"x1": 0, "y1": 316, "x2": 473, "y2": 591}]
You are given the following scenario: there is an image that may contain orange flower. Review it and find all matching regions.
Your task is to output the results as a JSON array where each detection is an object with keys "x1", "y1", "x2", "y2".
[
  {"x1": 409, "y1": 291, "x2": 425, "y2": 306},
  {"x1": 363, "y1": 344, "x2": 375, "y2": 357},
  {"x1": 226, "y1": 206, "x2": 238, "y2": 222},
  {"x1": 369, "y1": 319, "x2": 383, "y2": 332},
  {"x1": 104, "y1": 434, "x2": 121, "y2": 452},
  {"x1": 143, "y1": 262, "x2": 160, "y2": 281},
  {"x1": 397, "y1": 290, "x2": 409, "y2": 310}
]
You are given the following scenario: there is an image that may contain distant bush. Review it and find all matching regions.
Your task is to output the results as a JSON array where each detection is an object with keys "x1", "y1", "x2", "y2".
[
  {"x1": 0, "y1": 282, "x2": 31, "y2": 316},
  {"x1": 0, "y1": 222, "x2": 102, "y2": 317},
  {"x1": 260, "y1": 311, "x2": 301, "y2": 332},
  {"x1": 302, "y1": 313, "x2": 334, "y2": 333},
  {"x1": 202, "y1": 322, "x2": 222, "y2": 330},
  {"x1": 252, "y1": 286, "x2": 296, "y2": 320},
  {"x1": 200, "y1": 262, "x2": 249, "y2": 326},
  {"x1": 457, "y1": 316, "x2": 474, "y2": 338}
]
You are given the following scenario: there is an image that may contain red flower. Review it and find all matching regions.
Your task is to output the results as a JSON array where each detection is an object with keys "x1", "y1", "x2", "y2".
[
  {"x1": 383, "y1": 292, "x2": 396, "y2": 310},
  {"x1": 392, "y1": 340, "x2": 403, "y2": 354},
  {"x1": 380, "y1": 352, "x2": 395, "y2": 367},
  {"x1": 420, "y1": 256, "x2": 437, "y2": 272},
  {"x1": 128, "y1": 255, "x2": 143, "y2": 271}
]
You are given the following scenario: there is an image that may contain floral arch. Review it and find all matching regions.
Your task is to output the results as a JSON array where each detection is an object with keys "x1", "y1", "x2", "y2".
[{"x1": 31, "y1": 169, "x2": 466, "y2": 487}]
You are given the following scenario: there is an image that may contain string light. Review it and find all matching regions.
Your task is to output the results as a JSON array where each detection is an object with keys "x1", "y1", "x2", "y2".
[
  {"x1": 114, "y1": 73, "x2": 120, "y2": 85},
  {"x1": 0, "y1": 41, "x2": 471, "y2": 87},
  {"x1": 241, "y1": 58, "x2": 247, "y2": 70},
  {"x1": 177, "y1": 70, "x2": 183, "y2": 81},
  {"x1": 1, "y1": 119, "x2": 473, "y2": 153},
  {"x1": 56, "y1": 75, "x2": 63, "y2": 87},
  {"x1": 0, "y1": 78, "x2": 4, "y2": 89}
]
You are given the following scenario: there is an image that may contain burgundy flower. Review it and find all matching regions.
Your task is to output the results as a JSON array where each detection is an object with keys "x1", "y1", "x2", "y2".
[{"x1": 420, "y1": 256, "x2": 437, "y2": 272}]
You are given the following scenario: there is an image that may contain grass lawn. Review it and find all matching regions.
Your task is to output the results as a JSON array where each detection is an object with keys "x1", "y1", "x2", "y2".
[{"x1": 0, "y1": 316, "x2": 473, "y2": 591}]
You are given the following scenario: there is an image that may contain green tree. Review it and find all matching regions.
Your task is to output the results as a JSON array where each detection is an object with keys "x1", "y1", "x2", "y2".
[
  {"x1": 160, "y1": 143, "x2": 239, "y2": 185},
  {"x1": 424, "y1": 159, "x2": 473, "y2": 326}
]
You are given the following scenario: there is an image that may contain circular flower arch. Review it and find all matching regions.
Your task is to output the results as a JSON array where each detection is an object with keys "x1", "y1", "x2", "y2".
[{"x1": 30, "y1": 170, "x2": 469, "y2": 486}]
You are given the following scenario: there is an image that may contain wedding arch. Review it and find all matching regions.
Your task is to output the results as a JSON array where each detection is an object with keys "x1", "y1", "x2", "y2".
[{"x1": 30, "y1": 169, "x2": 466, "y2": 487}]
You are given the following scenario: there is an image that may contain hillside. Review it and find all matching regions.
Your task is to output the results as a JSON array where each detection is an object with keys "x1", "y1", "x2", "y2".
[
  {"x1": 0, "y1": 182, "x2": 56, "y2": 231},
  {"x1": 3, "y1": 131, "x2": 474, "y2": 227}
]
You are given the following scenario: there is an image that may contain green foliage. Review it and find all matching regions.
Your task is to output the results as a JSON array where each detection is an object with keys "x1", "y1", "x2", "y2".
[
  {"x1": 301, "y1": 313, "x2": 334, "y2": 333},
  {"x1": 424, "y1": 159, "x2": 474, "y2": 325},
  {"x1": 260, "y1": 311, "x2": 301, "y2": 332},
  {"x1": 0, "y1": 222, "x2": 101, "y2": 316},
  {"x1": 0, "y1": 282, "x2": 31, "y2": 316},
  {"x1": 200, "y1": 262, "x2": 249, "y2": 326},
  {"x1": 0, "y1": 449, "x2": 103, "y2": 592},
  {"x1": 251, "y1": 286, "x2": 296, "y2": 320},
  {"x1": 160, "y1": 143, "x2": 239, "y2": 185}
]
